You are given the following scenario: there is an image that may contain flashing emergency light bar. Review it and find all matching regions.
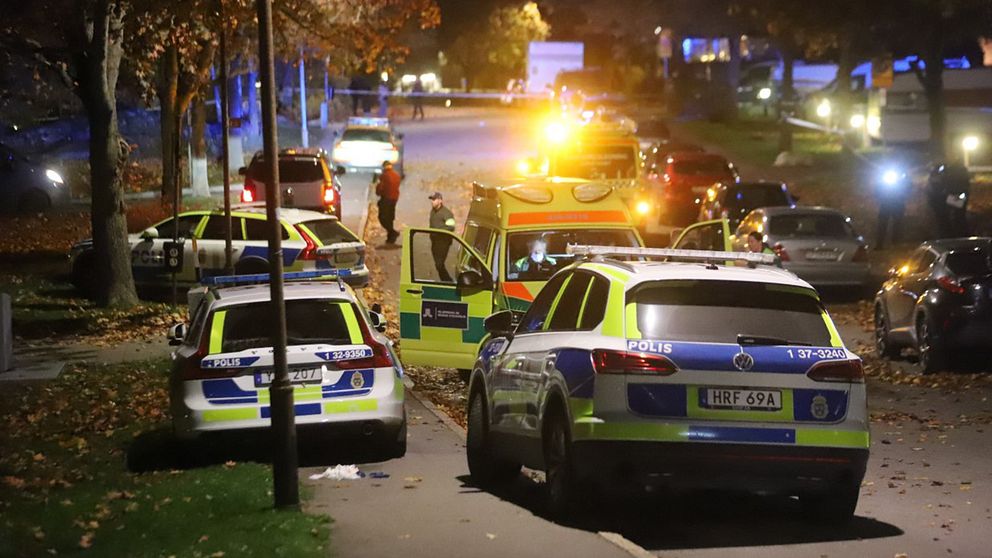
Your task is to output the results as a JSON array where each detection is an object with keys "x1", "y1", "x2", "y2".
[
  {"x1": 201, "y1": 269, "x2": 351, "y2": 287},
  {"x1": 566, "y1": 245, "x2": 779, "y2": 266}
]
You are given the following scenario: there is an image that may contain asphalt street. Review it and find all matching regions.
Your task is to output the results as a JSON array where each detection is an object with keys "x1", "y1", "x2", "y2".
[{"x1": 306, "y1": 110, "x2": 992, "y2": 558}]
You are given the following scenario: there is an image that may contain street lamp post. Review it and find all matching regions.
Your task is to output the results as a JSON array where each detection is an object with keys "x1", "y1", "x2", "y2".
[
  {"x1": 218, "y1": 0, "x2": 233, "y2": 275},
  {"x1": 255, "y1": 0, "x2": 299, "y2": 510}
]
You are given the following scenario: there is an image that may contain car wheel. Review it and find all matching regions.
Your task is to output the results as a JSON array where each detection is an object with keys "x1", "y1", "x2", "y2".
[
  {"x1": 801, "y1": 482, "x2": 860, "y2": 524},
  {"x1": 381, "y1": 413, "x2": 407, "y2": 459},
  {"x1": 234, "y1": 258, "x2": 269, "y2": 276},
  {"x1": 916, "y1": 317, "x2": 946, "y2": 374},
  {"x1": 71, "y1": 250, "x2": 98, "y2": 298},
  {"x1": 543, "y1": 406, "x2": 577, "y2": 520},
  {"x1": 874, "y1": 304, "x2": 899, "y2": 359},
  {"x1": 466, "y1": 391, "x2": 519, "y2": 487}
]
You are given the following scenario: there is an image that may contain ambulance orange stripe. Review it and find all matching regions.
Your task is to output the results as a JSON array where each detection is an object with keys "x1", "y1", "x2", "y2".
[
  {"x1": 507, "y1": 210, "x2": 628, "y2": 226},
  {"x1": 501, "y1": 282, "x2": 535, "y2": 301}
]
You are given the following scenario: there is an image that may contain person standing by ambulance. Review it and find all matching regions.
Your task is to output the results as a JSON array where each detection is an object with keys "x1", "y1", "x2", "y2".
[
  {"x1": 428, "y1": 192, "x2": 456, "y2": 282},
  {"x1": 376, "y1": 161, "x2": 401, "y2": 244}
]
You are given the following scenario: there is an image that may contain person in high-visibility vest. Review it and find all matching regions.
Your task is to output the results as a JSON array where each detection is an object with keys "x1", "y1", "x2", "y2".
[{"x1": 428, "y1": 192, "x2": 456, "y2": 282}]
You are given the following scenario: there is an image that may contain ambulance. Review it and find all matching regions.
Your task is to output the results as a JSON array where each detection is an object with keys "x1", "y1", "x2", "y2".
[{"x1": 398, "y1": 178, "x2": 644, "y2": 370}]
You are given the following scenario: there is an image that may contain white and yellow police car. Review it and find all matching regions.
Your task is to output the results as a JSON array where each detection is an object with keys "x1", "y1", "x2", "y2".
[
  {"x1": 69, "y1": 206, "x2": 368, "y2": 293},
  {"x1": 167, "y1": 271, "x2": 405, "y2": 456},
  {"x1": 466, "y1": 247, "x2": 869, "y2": 521},
  {"x1": 331, "y1": 117, "x2": 404, "y2": 175}
]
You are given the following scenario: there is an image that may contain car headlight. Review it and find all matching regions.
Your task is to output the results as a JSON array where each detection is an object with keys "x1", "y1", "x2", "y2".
[
  {"x1": 46, "y1": 169, "x2": 64, "y2": 185},
  {"x1": 635, "y1": 200, "x2": 651, "y2": 215},
  {"x1": 881, "y1": 169, "x2": 901, "y2": 186}
]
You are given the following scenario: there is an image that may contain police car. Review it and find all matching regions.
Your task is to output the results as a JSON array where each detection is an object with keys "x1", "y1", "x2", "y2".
[
  {"x1": 331, "y1": 117, "x2": 405, "y2": 175},
  {"x1": 69, "y1": 206, "x2": 368, "y2": 293},
  {"x1": 167, "y1": 271, "x2": 405, "y2": 456},
  {"x1": 466, "y1": 246, "x2": 869, "y2": 521}
]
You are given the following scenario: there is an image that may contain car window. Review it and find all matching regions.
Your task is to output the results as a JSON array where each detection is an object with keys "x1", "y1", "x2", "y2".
[
  {"x1": 768, "y1": 214, "x2": 851, "y2": 238},
  {"x1": 546, "y1": 272, "x2": 593, "y2": 331},
  {"x1": 909, "y1": 249, "x2": 937, "y2": 274},
  {"x1": 300, "y1": 219, "x2": 357, "y2": 245},
  {"x1": 632, "y1": 280, "x2": 832, "y2": 346},
  {"x1": 673, "y1": 159, "x2": 731, "y2": 176},
  {"x1": 471, "y1": 225, "x2": 495, "y2": 260},
  {"x1": 154, "y1": 215, "x2": 204, "y2": 239},
  {"x1": 506, "y1": 228, "x2": 640, "y2": 282},
  {"x1": 409, "y1": 229, "x2": 484, "y2": 285},
  {"x1": 217, "y1": 299, "x2": 358, "y2": 352},
  {"x1": 725, "y1": 184, "x2": 789, "y2": 209},
  {"x1": 244, "y1": 217, "x2": 290, "y2": 241},
  {"x1": 945, "y1": 247, "x2": 991, "y2": 276},
  {"x1": 342, "y1": 129, "x2": 391, "y2": 142},
  {"x1": 676, "y1": 223, "x2": 725, "y2": 251},
  {"x1": 518, "y1": 272, "x2": 569, "y2": 334},
  {"x1": 185, "y1": 298, "x2": 211, "y2": 347},
  {"x1": 579, "y1": 275, "x2": 610, "y2": 330},
  {"x1": 248, "y1": 158, "x2": 325, "y2": 183},
  {"x1": 199, "y1": 216, "x2": 245, "y2": 240}
]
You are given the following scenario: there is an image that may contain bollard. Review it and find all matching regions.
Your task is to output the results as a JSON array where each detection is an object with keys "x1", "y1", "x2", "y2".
[{"x1": 0, "y1": 293, "x2": 11, "y2": 372}]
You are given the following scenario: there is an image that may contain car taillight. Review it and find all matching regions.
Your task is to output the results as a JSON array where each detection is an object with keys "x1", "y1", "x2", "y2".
[
  {"x1": 806, "y1": 359, "x2": 864, "y2": 383},
  {"x1": 294, "y1": 225, "x2": 318, "y2": 260},
  {"x1": 937, "y1": 276, "x2": 965, "y2": 295},
  {"x1": 322, "y1": 181, "x2": 336, "y2": 206},
  {"x1": 336, "y1": 310, "x2": 394, "y2": 369},
  {"x1": 773, "y1": 243, "x2": 790, "y2": 262},
  {"x1": 852, "y1": 245, "x2": 868, "y2": 262},
  {"x1": 241, "y1": 177, "x2": 256, "y2": 203},
  {"x1": 591, "y1": 349, "x2": 678, "y2": 376}
]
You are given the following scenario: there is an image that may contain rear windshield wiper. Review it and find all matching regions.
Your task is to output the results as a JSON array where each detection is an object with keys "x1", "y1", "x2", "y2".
[{"x1": 737, "y1": 334, "x2": 811, "y2": 347}]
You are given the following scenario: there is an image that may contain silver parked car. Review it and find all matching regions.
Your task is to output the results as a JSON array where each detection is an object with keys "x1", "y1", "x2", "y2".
[{"x1": 734, "y1": 206, "x2": 870, "y2": 287}]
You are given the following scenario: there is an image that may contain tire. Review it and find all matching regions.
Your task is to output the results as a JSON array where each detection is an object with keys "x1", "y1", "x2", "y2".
[
  {"x1": 18, "y1": 189, "x2": 50, "y2": 213},
  {"x1": 916, "y1": 317, "x2": 946, "y2": 374},
  {"x1": 543, "y1": 405, "x2": 577, "y2": 520},
  {"x1": 71, "y1": 250, "x2": 98, "y2": 298},
  {"x1": 466, "y1": 391, "x2": 519, "y2": 487},
  {"x1": 234, "y1": 258, "x2": 269, "y2": 275},
  {"x1": 874, "y1": 304, "x2": 899, "y2": 359},
  {"x1": 382, "y1": 414, "x2": 407, "y2": 459},
  {"x1": 801, "y1": 483, "x2": 860, "y2": 524}
]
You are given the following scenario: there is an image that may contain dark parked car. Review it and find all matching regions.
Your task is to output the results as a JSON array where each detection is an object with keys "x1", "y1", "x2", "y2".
[
  {"x1": 698, "y1": 180, "x2": 796, "y2": 230},
  {"x1": 0, "y1": 142, "x2": 70, "y2": 213},
  {"x1": 874, "y1": 238, "x2": 992, "y2": 373}
]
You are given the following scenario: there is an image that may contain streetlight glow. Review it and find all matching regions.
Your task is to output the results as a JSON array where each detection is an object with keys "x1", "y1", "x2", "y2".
[
  {"x1": 757, "y1": 87, "x2": 772, "y2": 100},
  {"x1": 816, "y1": 99, "x2": 832, "y2": 119},
  {"x1": 850, "y1": 114, "x2": 865, "y2": 129},
  {"x1": 962, "y1": 135, "x2": 980, "y2": 152}
]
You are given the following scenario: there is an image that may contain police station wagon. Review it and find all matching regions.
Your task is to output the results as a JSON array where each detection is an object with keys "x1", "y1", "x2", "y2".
[{"x1": 466, "y1": 247, "x2": 869, "y2": 521}]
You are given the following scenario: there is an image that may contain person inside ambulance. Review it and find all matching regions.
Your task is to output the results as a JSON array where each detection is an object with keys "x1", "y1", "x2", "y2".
[{"x1": 512, "y1": 235, "x2": 557, "y2": 277}]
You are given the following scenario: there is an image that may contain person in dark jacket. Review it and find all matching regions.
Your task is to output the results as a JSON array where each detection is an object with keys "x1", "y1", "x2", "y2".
[
  {"x1": 412, "y1": 77, "x2": 425, "y2": 120},
  {"x1": 927, "y1": 158, "x2": 970, "y2": 238},
  {"x1": 375, "y1": 161, "x2": 401, "y2": 244},
  {"x1": 428, "y1": 192, "x2": 456, "y2": 281}
]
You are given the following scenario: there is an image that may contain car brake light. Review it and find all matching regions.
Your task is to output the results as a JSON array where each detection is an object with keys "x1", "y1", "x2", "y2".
[
  {"x1": 322, "y1": 181, "x2": 336, "y2": 206},
  {"x1": 591, "y1": 349, "x2": 677, "y2": 376},
  {"x1": 852, "y1": 245, "x2": 868, "y2": 262},
  {"x1": 773, "y1": 243, "x2": 790, "y2": 262},
  {"x1": 242, "y1": 177, "x2": 257, "y2": 203},
  {"x1": 336, "y1": 309, "x2": 394, "y2": 369},
  {"x1": 806, "y1": 359, "x2": 864, "y2": 383},
  {"x1": 937, "y1": 276, "x2": 965, "y2": 295},
  {"x1": 294, "y1": 225, "x2": 318, "y2": 260}
]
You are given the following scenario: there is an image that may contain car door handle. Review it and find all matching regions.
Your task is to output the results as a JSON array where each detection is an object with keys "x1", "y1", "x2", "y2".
[{"x1": 406, "y1": 289, "x2": 423, "y2": 295}]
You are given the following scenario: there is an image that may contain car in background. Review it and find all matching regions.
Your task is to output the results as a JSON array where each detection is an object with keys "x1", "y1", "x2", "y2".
[
  {"x1": 733, "y1": 206, "x2": 870, "y2": 288},
  {"x1": 655, "y1": 151, "x2": 739, "y2": 228},
  {"x1": 168, "y1": 273, "x2": 405, "y2": 457},
  {"x1": 331, "y1": 116, "x2": 405, "y2": 176},
  {"x1": 239, "y1": 148, "x2": 343, "y2": 219},
  {"x1": 874, "y1": 238, "x2": 992, "y2": 373},
  {"x1": 0, "y1": 142, "x2": 70, "y2": 213},
  {"x1": 634, "y1": 118, "x2": 671, "y2": 151},
  {"x1": 698, "y1": 181, "x2": 797, "y2": 230},
  {"x1": 69, "y1": 206, "x2": 368, "y2": 294}
]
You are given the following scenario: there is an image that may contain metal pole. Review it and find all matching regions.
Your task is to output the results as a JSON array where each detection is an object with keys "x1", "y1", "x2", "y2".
[
  {"x1": 171, "y1": 110, "x2": 181, "y2": 307},
  {"x1": 299, "y1": 50, "x2": 309, "y2": 148},
  {"x1": 256, "y1": 0, "x2": 299, "y2": 510},
  {"x1": 219, "y1": 0, "x2": 233, "y2": 274}
]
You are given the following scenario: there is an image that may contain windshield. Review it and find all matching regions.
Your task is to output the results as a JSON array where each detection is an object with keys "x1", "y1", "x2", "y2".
[
  {"x1": 726, "y1": 184, "x2": 790, "y2": 209},
  {"x1": 249, "y1": 158, "x2": 326, "y2": 183},
  {"x1": 633, "y1": 280, "x2": 832, "y2": 346},
  {"x1": 555, "y1": 145, "x2": 638, "y2": 179},
  {"x1": 506, "y1": 228, "x2": 640, "y2": 281},
  {"x1": 673, "y1": 159, "x2": 731, "y2": 176},
  {"x1": 946, "y1": 248, "x2": 992, "y2": 276},
  {"x1": 218, "y1": 299, "x2": 357, "y2": 352},
  {"x1": 769, "y1": 214, "x2": 852, "y2": 238},
  {"x1": 301, "y1": 219, "x2": 358, "y2": 245},
  {"x1": 342, "y1": 129, "x2": 391, "y2": 143}
]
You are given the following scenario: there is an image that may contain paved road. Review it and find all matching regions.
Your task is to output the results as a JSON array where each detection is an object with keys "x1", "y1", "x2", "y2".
[{"x1": 309, "y1": 110, "x2": 992, "y2": 558}]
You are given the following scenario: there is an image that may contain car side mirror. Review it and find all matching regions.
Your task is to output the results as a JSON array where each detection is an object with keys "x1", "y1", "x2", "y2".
[
  {"x1": 484, "y1": 310, "x2": 516, "y2": 336},
  {"x1": 368, "y1": 311, "x2": 387, "y2": 333},
  {"x1": 167, "y1": 323, "x2": 187, "y2": 346},
  {"x1": 334, "y1": 165, "x2": 346, "y2": 176},
  {"x1": 237, "y1": 166, "x2": 247, "y2": 176},
  {"x1": 140, "y1": 226, "x2": 159, "y2": 240},
  {"x1": 458, "y1": 269, "x2": 490, "y2": 289}
]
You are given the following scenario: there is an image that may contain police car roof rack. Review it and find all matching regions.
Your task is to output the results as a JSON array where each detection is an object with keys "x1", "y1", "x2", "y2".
[
  {"x1": 566, "y1": 245, "x2": 778, "y2": 268},
  {"x1": 201, "y1": 269, "x2": 348, "y2": 291}
]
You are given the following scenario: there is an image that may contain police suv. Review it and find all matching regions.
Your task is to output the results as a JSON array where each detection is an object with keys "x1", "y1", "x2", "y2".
[
  {"x1": 466, "y1": 247, "x2": 869, "y2": 521},
  {"x1": 167, "y1": 271, "x2": 405, "y2": 456}
]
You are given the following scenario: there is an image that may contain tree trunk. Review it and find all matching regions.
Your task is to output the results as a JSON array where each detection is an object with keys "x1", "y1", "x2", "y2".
[
  {"x1": 190, "y1": 92, "x2": 210, "y2": 197},
  {"x1": 836, "y1": 25, "x2": 856, "y2": 152},
  {"x1": 921, "y1": 32, "x2": 947, "y2": 159},
  {"x1": 81, "y1": 0, "x2": 138, "y2": 308},
  {"x1": 158, "y1": 44, "x2": 179, "y2": 201},
  {"x1": 778, "y1": 48, "x2": 795, "y2": 153}
]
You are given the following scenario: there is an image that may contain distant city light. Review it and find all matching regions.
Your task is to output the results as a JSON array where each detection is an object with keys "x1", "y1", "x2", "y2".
[
  {"x1": 816, "y1": 99, "x2": 832, "y2": 119},
  {"x1": 962, "y1": 135, "x2": 980, "y2": 152},
  {"x1": 850, "y1": 114, "x2": 866, "y2": 129},
  {"x1": 654, "y1": 26, "x2": 662, "y2": 35},
  {"x1": 419, "y1": 73, "x2": 437, "y2": 84},
  {"x1": 380, "y1": 71, "x2": 389, "y2": 82},
  {"x1": 757, "y1": 87, "x2": 772, "y2": 100}
]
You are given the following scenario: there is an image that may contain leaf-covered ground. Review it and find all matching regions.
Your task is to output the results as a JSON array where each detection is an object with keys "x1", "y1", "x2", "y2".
[{"x1": 0, "y1": 358, "x2": 331, "y2": 557}]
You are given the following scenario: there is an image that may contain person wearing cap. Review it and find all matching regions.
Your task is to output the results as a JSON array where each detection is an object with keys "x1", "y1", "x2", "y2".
[
  {"x1": 428, "y1": 192, "x2": 456, "y2": 282},
  {"x1": 375, "y1": 160, "x2": 402, "y2": 244}
]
